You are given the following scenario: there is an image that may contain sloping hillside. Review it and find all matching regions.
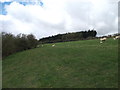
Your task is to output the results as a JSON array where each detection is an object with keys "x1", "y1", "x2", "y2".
[{"x1": 3, "y1": 38, "x2": 118, "y2": 88}]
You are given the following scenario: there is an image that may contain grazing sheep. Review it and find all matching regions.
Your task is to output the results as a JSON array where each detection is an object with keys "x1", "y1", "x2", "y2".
[
  {"x1": 100, "y1": 41, "x2": 103, "y2": 43},
  {"x1": 113, "y1": 36, "x2": 120, "y2": 40},
  {"x1": 37, "y1": 45, "x2": 44, "y2": 48},
  {"x1": 36, "y1": 45, "x2": 40, "y2": 48},
  {"x1": 116, "y1": 36, "x2": 120, "y2": 39},
  {"x1": 52, "y1": 44, "x2": 55, "y2": 47},
  {"x1": 100, "y1": 37, "x2": 107, "y2": 43},
  {"x1": 113, "y1": 38, "x2": 116, "y2": 40}
]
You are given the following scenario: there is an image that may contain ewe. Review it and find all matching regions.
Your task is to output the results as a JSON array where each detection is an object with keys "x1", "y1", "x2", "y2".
[
  {"x1": 113, "y1": 36, "x2": 120, "y2": 40},
  {"x1": 100, "y1": 37, "x2": 107, "y2": 43}
]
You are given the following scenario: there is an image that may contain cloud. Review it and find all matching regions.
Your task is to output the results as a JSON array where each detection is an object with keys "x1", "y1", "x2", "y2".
[
  {"x1": 0, "y1": 1, "x2": 70, "y2": 38},
  {"x1": 0, "y1": 0, "x2": 13, "y2": 2},
  {"x1": 0, "y1": 0, "x2": 118, "y2": 39}
]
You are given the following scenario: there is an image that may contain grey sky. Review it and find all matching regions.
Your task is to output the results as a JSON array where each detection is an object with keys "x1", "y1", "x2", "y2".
[{"x1": 0, "y1": 0, "x2": 119, "y2": 39}]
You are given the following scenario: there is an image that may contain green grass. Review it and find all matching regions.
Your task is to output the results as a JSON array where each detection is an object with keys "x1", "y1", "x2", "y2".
[{"x1": 3, "y1": 38, "x2": 118, "y2": 88}]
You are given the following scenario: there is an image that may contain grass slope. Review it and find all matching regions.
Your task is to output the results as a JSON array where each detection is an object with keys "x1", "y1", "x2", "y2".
[{"x1": 3, "y1": 38, "x2": 118, "y2": 88}]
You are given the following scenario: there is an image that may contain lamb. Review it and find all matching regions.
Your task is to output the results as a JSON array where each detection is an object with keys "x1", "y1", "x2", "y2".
[
  {"x1": 52, "y1": 44, "x2": 55, "y2": 47},
  {"x1": 36, "y1": 45, "x2": 40, "y2": 48},
  {"x1": 37, "y1": 44, "x2": 44, "y2": 48},
  {"x1": 100, "y1": 37, "x2": 107, "y2": 43},
  {"x1": 113, "y1": 38, "x2": 116, "y2": 40}
]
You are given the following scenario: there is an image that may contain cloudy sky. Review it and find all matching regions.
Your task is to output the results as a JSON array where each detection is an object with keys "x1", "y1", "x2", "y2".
[{"x1": 0, "y1": 0, "x2": 119, "y2": 39}]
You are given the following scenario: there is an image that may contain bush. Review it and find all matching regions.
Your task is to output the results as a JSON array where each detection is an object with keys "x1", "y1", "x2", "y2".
[{"x1": 2, "y1": 32, "x2": 38, "y2": 58}]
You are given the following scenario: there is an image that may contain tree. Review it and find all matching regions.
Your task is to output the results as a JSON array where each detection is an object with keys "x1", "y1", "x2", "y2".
[
  {"x1": 2, "y1": 32, "x2": 16, "y2": 57},
  {"x1": 27, "y1": 34, "x2": 38, "y2": 48},
  {"x1": 2, "y1": 32, "x2": 38, "y2": 58}
]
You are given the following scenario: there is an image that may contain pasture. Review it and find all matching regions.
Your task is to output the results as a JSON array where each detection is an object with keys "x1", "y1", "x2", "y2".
[{"x1": 3, "y1": 38, "x2": 118, "y2": 88}]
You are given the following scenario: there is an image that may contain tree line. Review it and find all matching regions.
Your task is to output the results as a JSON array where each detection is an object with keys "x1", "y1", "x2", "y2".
[
  {"x1": 2, "y1": 29, "x2": 97, "y2": 58},
  {"x1": 39, "y1": 30, "x2": 97, "y2": 44},
  {"x1": 2, "y1": 32, "x2": 38, "y2": 58}
]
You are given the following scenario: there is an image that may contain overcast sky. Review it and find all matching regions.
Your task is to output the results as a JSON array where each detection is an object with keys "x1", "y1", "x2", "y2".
[{"x1": 0, "y1": 0, "x2": 119, "y2": 39}]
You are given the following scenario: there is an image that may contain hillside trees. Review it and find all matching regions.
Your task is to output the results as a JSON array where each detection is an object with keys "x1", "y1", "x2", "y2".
[
  {"x1": 2, "y1": 32, "x2": 16, "y2": 57},
  {"x1": 27, "y1": 34, "x2": 38, "y2": 49},
  {"x1": 39, "y1": 29, "x2": 97, "y2": 43},
  {"x1": 2, "y1": 32, "x2": 38, "y2": 58},
  {"x1": 2, "y1": 29, "x2": 97, "y2": 57}
]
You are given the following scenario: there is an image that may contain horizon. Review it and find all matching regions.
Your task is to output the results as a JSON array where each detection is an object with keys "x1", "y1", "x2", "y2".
[{"x1": 2, "y1": 30, "x2": 119, "y2": 40}]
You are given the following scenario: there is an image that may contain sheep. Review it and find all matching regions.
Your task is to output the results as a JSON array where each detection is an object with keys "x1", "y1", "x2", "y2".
[
  {"x1": 116, "y1": 36, "x2": 120, "y2": 39},
  {"x1": 100, "y1": 37, "x2": 107, "y2": 43},
  {"x1": 36, "y1": 45, "x2": 40, "y2": 48},
  {"x1": 113, "y1": 36, "x2": 120, "y2": 40},
  {"x1": 36, "y1": 44, "x2": 44, "y2": 48},
  {"x1": 100, "y1": 41, "x2": 103, "y2": 43},
  {"x1": 52, "y1": 44, "x2": 55, "y2": 47},
  {"x1": 113, "y1": 38, "x2": 116, "y2": 40}
]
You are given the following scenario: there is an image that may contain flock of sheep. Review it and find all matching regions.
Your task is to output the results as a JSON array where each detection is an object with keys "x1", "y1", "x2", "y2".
[
  {"x1": 100, "y1": 35, "x2": 120, "y2": 43},
  {"x1": 51, "y1": 35, "x2": 120, "y2": 46},
  {"x1": 36, "y1": 44, "x2": 56, "y2": 48},
  {"x1": 37, "y1": 35, "x2": 120, "y2": 47}
]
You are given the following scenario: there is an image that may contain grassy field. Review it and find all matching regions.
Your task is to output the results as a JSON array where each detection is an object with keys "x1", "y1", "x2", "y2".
[{"x1": 3, "y1": 38, "x2": 118, "y2": 88}]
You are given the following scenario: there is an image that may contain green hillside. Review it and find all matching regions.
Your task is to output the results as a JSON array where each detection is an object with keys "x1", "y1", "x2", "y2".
[{"x1": 3, "y1": 38, "x2": 118, "y2": 88}]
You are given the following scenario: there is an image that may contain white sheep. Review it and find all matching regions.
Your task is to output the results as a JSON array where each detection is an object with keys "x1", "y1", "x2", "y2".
[
  {"x1": 113, "y1": 36, "x2": 120, "y2": 40},
  {"x1": 100, "y1": 37, "x2": 107, "y2": 43},
  {"x1": 37, "y1": 45, "x2": 40, "y2": 48},
  {"x1": 100, "y1": 41, "x2": 103, "y2": 43},
  {"x1": 113, "y1": 38, "x2": 116, "y2": 40},
  {"x1": 52, "y1": 44, "x2": 55, "y2": 47}
]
